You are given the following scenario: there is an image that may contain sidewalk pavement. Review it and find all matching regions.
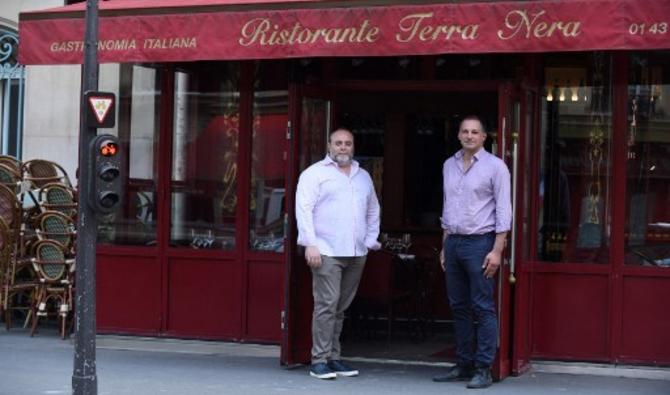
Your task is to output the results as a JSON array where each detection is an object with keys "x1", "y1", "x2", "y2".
[{"x1": 1, "y1": 328, "x2": 668, "y2": 395}]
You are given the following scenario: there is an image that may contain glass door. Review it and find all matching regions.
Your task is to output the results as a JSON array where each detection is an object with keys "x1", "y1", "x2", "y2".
[
  {"x1": 493, "y1": 82, "x2": 527, "y2": 380},
  {"x1": 497, "y1": 82, "x2": 540, "y2": 376},
  {"x1": 281, "y1": 84, "x2": 333, "y2": 366}
]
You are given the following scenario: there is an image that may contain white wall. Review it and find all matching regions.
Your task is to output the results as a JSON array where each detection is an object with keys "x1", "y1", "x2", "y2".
[
  {"x1": 3, "y1": 1, "x2": 82, "y2": 184},
  {"x1": 1, "y1": 1, "x2": 63, "y2": 28},
  {"x1": 22, "y1": 64, "x2": 80, "y2": 181}
]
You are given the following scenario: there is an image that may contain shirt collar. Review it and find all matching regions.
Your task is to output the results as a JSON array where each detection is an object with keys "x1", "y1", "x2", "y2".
[
  {"x1": 321, "y1": 154, "x2": 360, "y2": 176},
  {"x1": 455, "y1": 148, "x2": 487, "y2": 161}
]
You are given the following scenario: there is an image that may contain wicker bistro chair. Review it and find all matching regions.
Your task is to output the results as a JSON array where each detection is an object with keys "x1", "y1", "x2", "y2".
[
  {"x1": 0, "y1": 155, "x2": 22, "y2": 175},
  {"x1": 1, "y1": 213, "x2": 37, "y2": 331},
  {"x1": 0, "y1": 182, "x2": 22, "y2": 227},
  {"x1": 22, "y1": 159, "x2": 73, "y2": 190},
  {"x1": 0, "y1": 183, "x2": 34, "y2": 261},
  {"x1": 38, "y1": 183, "x2": 77, "y2": 219},
  {"x1": 0, "y1": 182, "x2": 38, "y2": 330},
  {"x1": 34, "y1": 211, "x2": 77, "y2": 255},
  {"x1": 0, "y1": 217, "x2": 12, "y2": 314},
  {"x1": 29, "y1": 240, "x2": 74, "y2": 338},
  {"x1": 0, "y1": 163, "x2": 22, "y2": 194}
]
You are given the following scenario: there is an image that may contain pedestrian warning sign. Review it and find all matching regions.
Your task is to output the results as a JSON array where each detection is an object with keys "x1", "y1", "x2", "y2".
[{"x1": 84, "y1": 91, "x2": 116, "y2": 128}]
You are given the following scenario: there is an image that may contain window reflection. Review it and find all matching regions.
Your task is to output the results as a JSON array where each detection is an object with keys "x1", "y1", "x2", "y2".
[
  {"x1": 98, "y1": 64, "x2": 159, "y2": 246},
  {"x1": 171, "y1": 63, "x2": 240, "y2": 249},
  {"x1": 249, "y1": 90, "x2": 288, "y2": 252},
  {"x1": 625, "y1": 52, "x2": 670, "y2": 268},
  {"x1": 537, "y1": 53, "x2": 612, "y2": 263}
]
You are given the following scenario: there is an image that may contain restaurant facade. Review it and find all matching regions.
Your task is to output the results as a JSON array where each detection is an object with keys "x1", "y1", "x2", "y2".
[{"x1": 18, "y1": 0, "x2": 670, "y2": 379}]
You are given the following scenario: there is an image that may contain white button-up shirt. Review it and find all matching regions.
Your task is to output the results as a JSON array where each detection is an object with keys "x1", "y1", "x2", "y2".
[{"x1": 296, "y1": 155, "x2": 380, "y2": 257}]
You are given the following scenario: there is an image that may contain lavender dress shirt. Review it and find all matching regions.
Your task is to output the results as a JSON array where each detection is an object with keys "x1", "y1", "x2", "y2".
[
  {"x1": 296, "y1": 155, "x2": 381, "y2": 257},
  {"x1": 441, "y1": 148, "x2": 512, "y2": 235}
]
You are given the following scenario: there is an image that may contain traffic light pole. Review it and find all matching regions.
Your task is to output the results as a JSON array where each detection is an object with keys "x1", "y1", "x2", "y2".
[{"x1": 73, "y1": 0, "x2": 99, "y2": 394}]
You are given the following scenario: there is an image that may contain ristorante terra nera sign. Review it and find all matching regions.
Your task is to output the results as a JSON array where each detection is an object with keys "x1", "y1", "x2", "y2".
[{"x1": 19, "y1": 0, "x2": 670, "y2": 65}]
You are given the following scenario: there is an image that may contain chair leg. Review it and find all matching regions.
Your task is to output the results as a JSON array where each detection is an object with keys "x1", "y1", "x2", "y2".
[
  {"x1": 59, "y1": 294, "x2": 69, "y2": 339},
  {"x1": 29, "y1": 307, "x2": 39, "y2": 337},
  {"x1": 4, "y1": 290, "x2": 12, "y2": 330},
  {"x1": 30, "y1": 288, "x2": 44, "y2": 337},
  {"x1": 3, "y1": 288, "x2": 9, "y2": 330}
]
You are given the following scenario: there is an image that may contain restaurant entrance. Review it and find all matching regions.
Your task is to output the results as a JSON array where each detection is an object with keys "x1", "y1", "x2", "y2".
[{"x1": 282, "y1": 80, "x2": 528, "y2": 380}]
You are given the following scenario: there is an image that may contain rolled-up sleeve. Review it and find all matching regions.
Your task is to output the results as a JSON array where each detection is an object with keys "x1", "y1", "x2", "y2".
[
  {"x1": 493, "y1": 163, "x2": 512, "y2": 233},
  {"x1": 295, "y1": 170, "x2": 318, "y2": 247}
]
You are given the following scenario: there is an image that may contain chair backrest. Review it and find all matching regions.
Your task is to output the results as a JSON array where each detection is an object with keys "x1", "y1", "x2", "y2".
[
  {"x1": 22, "y1": 159, "x2": 72, "y2": 189},
  {"x1": 0, "y1": 183, "x2": 22, "y2": 233},
  {"x1": 0, "y1": 163, "x2": 22, "y2": 193},
  {"x1": 0, "y1": 155, "x2": 22, "y2": 174},
  {"x1": 32, "y1": 239, "x2": 68, "y2": 282},
  {"x1": 35, "y1": 210, "x2": 76, "y2": 250},
  {"x1": 39, "y1": 182, "x2": 77, "y2": 218}
]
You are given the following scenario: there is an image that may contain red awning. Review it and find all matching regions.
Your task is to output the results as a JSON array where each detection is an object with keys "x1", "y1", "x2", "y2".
[{"x1": 19, "y1": 0, "x2": 670, "y2": 65}]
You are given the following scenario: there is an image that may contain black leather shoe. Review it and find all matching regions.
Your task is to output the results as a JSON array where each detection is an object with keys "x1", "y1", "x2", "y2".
[
  {"x1": 433, "y1": 365, "x2": 474, "y2": 382},
  {"x1": 466, "y1": 368, "x2": 492, "y2": 389}
]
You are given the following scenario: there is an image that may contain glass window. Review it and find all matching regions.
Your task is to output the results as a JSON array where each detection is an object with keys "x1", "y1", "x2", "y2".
[
  {"x1": 1, "y1": 26, "x2": 24, "y2": 158},
  {"x1": 336, "y1": 56, "x2": 422, "y2": 80},
  {"x1": 249, "y1": 61, "x2": 288, "y2": 252},
  {"x1": 97, "y1": 64, "x2": 160, "y2": 246},
  {"x1": 434, "y1": 54, "x2": 523, "y2": 80},
  {"x1": 299, "y1": 97, "x2": 330, "y2": 172},
  {"x1": 537, "y1": 53, "x2": 612, "y2": 263},
  {"x1": 625, "y1": 51, "x2": 670, "y2": 268},
  {"x1": 170, "y1": 63, "x2": 240, "y2": 250}
]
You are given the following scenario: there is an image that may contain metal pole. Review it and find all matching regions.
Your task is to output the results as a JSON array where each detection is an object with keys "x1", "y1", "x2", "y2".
[{"x1": 73, "y1": 0, "x2": 99, "y2": 394}]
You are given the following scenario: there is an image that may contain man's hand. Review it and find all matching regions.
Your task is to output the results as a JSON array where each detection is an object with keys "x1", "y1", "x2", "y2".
[
  {"x1": 305, "y1": 246, "x2": 322, "y2": 268},
  {"x1": 368, "y1": 241, "x2": 382, "y2": 251},
  {"x1": 439, "y1": 248, "x2": 445, "y2": 272},
  {"x1": 482, "y1": 250, "x2": 502, "y2": 279}
]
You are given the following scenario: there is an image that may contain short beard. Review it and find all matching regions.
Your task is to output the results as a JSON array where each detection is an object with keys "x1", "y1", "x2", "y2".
[{"x1": 332, "y1": 153, "x2": 353, "y2": 167}]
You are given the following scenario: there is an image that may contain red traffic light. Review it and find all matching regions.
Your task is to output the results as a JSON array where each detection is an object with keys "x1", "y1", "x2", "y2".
[{"x1": 99, "y1": 140, "x2": 118, "y2": 157}]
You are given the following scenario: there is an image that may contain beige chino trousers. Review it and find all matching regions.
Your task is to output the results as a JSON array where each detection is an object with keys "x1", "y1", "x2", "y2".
[{"x1": 310, "y1": 255, "x2": 366, "y2": 364}]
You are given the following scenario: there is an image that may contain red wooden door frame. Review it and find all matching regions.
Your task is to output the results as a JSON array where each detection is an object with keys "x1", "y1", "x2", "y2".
[
  {"x1": 494, "y1": 82, "x2": 519, "y2": 380},
  {"x1": 507, "y1": 77, "x2": 541, "y2": 376},
  {"x1": 281, "y1": 79, "x2": 527, "y2": 372},
  {"x1": 281, "y1": 84, "x2": 336, "y2": 366}
]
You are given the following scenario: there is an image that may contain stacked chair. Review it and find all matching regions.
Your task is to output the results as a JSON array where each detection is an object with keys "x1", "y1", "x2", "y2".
[{"x1": 0, "y1": 155, "x2": 77, "y2": 338}]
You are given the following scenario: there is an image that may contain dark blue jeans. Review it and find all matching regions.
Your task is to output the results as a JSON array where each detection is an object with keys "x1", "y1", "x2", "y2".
[{"x1": 443, "y1": 232, "x2": 497, "y2": 368}]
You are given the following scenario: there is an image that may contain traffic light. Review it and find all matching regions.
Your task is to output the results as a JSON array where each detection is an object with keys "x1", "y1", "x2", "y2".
[{"x1": 89, "y1": 134, "x2": 123, "y2": 214}]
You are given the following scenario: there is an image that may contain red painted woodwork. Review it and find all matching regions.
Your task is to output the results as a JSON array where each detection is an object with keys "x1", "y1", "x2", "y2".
[
  {"x1": 619, "y1": 277, "x2": 670, "y2": 363},
  {"x1": 531, "y1": 272, "x2": 610, "y2": 360},
  {"x1": 97, "y1": 252, "x2": 161, "y2": 334},
  {"x1": 281, "y1": 85, "x2": 333, "y2": 366},
  {"x1": 491, "y1": 82, "x2": 516, "y2": 381},
  {"x1": 166, "y1": 257, "x2": 242, "y2": 338},
  {"x1": 246, "y1": 260, "x2": 285, "y2": 341},
  {"x1": 510, "y1": 81, "x2": 539, "y2": 375},
  {"x1": 89, "y1": 53, "x2": 670, "y2": 370}
]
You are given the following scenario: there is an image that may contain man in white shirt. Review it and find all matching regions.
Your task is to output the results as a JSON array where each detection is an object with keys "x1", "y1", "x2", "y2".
[{"x1": 295, "y1": 128, "x2": 381, "y2": 380}]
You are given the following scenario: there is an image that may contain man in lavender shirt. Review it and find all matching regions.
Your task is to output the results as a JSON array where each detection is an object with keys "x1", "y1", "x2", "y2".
[
  {"x1": 433, "y1": 115, "x2": 511, "y2": 389},
  {"x1": 296, "y1": 128, "x2": 381, "y2": 380}
]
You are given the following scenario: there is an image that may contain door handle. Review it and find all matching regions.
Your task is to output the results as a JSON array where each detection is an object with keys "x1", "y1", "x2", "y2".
[{"x1": 509, "y1": 132, "x2": 519, "y2": 285}]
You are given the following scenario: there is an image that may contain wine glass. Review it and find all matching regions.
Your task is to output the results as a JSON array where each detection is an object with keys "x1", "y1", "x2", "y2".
[
  {"x1": 380, "y1": 232, "x2": 388, "y2": 249},
  {"x1": 401, "y1": 233, "x2": 412, "y2": 253}
]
